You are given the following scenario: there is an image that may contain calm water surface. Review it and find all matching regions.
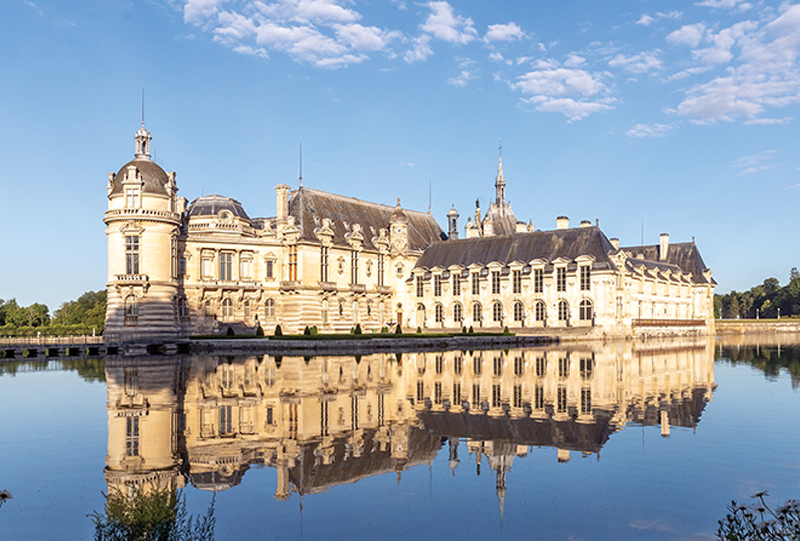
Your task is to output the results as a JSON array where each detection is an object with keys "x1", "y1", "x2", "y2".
[{"x1": 1, "y1": 335, "x2": 800, "y2": 540}]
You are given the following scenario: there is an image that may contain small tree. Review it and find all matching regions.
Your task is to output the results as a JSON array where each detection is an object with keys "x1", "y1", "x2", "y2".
[
  {"x1": 303, "y1": 326, "x2": 311, "y2": 335},
  {"x1": 395, "y1": 325, "x2": 403, "y2": 335},
  {"x1": 226, "y1": 326, "x2": 235, "y2": 336},
  {"x1": 416, "y1": 326, "x2": 422, "y2": 334},
  {"x1": 353, "y1": 323, "x2": 362, "y2": 335},
  {"x1": 468, "y1": 325, "x2": 474, "y2": 334},
  {"x1": 274, "y1": 325, "x2": 283, "y2": 336},
  {"x1": 255, "y1": 325, "x2": 264, "y2": 337}
]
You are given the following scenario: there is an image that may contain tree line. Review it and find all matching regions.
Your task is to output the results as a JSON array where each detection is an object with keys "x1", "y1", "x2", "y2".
[
  {"x1": 0, "y1": 290, "x2": 106, "y2": 336},
  {"x1": 716, "y1": 268, "x2": 800, "y2": 319}
]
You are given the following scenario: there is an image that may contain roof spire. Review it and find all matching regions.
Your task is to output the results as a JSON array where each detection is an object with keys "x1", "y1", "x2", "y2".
[
  {"x1": 299, "y1": 139, "x2": 303, "y2": 188},
  {"x1": 141, "y1": 89, "x2": 145, "y2": 128},
  {"x1": 495, "y1": 139, "x2": 506, "y2": 211}
]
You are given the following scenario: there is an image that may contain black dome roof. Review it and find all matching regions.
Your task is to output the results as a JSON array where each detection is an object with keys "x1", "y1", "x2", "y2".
[
  {"x1": 111, "y1": 158, "x2": 170, "y2": 196},
  {"x1": 188, "y1": 194, "x2": 250, "y2": 220}
]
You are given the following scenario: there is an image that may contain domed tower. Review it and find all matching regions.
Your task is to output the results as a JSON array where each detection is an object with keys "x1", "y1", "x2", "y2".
[
  {"x1": 104, "y1": 124, "x2": 183, "y2": 338},
  {"x1": 447, "y1": 204, "x2": 459, "y2": 240}
]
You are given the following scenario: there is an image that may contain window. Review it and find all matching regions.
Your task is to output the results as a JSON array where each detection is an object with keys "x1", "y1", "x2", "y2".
[
  {"x1": 492, "y1": 384, "x2": 501, "y2": 408},
  {"x1": 454, "y1": 355, "x2": 462, "y2": 375},
  {"x1": 492, "y1": 301, "x2": 503, "y2": 322},
  {"x1": 453, "y1": 302, "x2": 463, "y2": 324},
  {"x1": 556, "y1": 267, "x2": 566, "y2": 292},
  {"x1": 219, "y1": 405, "x2": 233, "y2": 435},
  {"x1": 321, "y1": 246, "x2": 329, "y2": 282},
  {"x1": 534, "y1": 385, "x2": 544, "y2": 410},
  {"x1": 557, "y1": 386, "x2": 567, "y2": 413},
  {"x1": 513, "y1": 270, "x2": 521, "y2": 294},
  {"x1": 472, "y1": 383, "x2": 481, "y2": 408},
  {"x1": 171, "y1": 238, "x2": 177, "y2": 279},
  {"x1": 535, "y1": 300, "x2": 546, "y2": 322},
  {"x1": 125, "y1": 235, "x2": 139, "y2": 275},
  {"x1": 581, "y1": 388, "x2": 591, "y2": 414},
  {"x1": 434, "y1": 275, "x2": 442, "y2": 296},
  {"x1": 471, "y1": 272, "x2": 480, "y2": 295},
  {"x1": 435, "y1": 355, "x2": 443, "y2": 374},
  {"x1": 240, "y1": 258, "x2": 252, "y2": 280},
  {"x1": 513, "y1": 301, "x2": 524, "y2": 322},
  {"x1": 266, "y1": 260, "x2": 274, "y2": 279},
  {"x1": 222, "y1": 298, "x2": 233, "y2": 319},
  {"x1": 351, "y1": 250, "x2": 359, "y2": 284},
  {"x1": 472, "y1": 302, "x2": 482, "y2": 323},
  {"x1": 177, "y1": 296, "x2": 188, "y2": 318},
  {"x1": 416, "y1": 380, "x2": 424, "y2": 402},
  {"x1": 533, "y1": 268, "x2": 543, "y2": 293},
  {"x1": 453, "y1": 273, "x2": 461, "y2": 295},
  {"x1": 435, "y1": 303, "x2": 444, "y2": 323},
  {"x1": 580, "y1": 266, "x2": 591, "y2": 291},
  {"x1": 473, "y1": 356, "x2": 482, "y2": 375},
  {"x1": 124, "y1": 367, "x2": 138, "y2": 397},
  {"x1": 126, "y1": 417, "x2": 139, "y2": 456},
  {"x1": 219, "y1": 253, "x2": 232, "y2": 281},
  {"x1": 124, "y1": 295, "x2": 138, "y2": 324},
  {"x1": 558, "y1": 356, "x2": 569, "y2": 379},
  {"x1": 288, "y1": 246, "x2": 298, "y2": 281},
  {"x1": 580, "y1": 357, "x2": 594, "y2": 380},
  {"x1": 514, "y1": 355, "x2": 524, "y2": 376},
  {"x1": 513, "y1": 385, "x2": 523, "y2": 408},
  {"x1": 579, "y1": 299, "x2": 594, "y2": 321},
  {"x1": 378, "y1": 254, "x2": 385, "y2": 286},
  {"x1": 434, "y1": 382, "x2": 443, "y2": 404},
  {"x1": 265, "y1": 298, "x2": 276, "y2": 319},
  {"x1": 179, "y1": 257, "x2": 186, "y2": 276},
  {"x1": 243, "y1": 300, "x2": 251, "y2": 319},
  {"x1": 266, "y1": 406, "x2": 274, "y2": 425},
  {"x1": 493, "y1": 356, "x2": 502, "y2": 376},
  {"x1": 491, "y1": 271, "x2": 501, "y2": 294},
  {"x1": 416, "y1": 275, "x2": 424, "y2": 298},
  {"x1": 535, "y1": 357, "x2": 546, "y2": 377},
  {"x1": 453, "y1": 382, "x2": 462, "y2": 404},
  {"x1": 558, "y1": 300, "x2": 569, "y2": 322},
  {"x1": 125, "y1": 187, "x2": 139, "y2": 209}
]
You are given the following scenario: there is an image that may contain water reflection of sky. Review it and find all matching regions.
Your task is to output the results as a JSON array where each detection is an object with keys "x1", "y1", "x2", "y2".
[{"x1": 1, "y1": 336, "x2": 800, "y2": 540}]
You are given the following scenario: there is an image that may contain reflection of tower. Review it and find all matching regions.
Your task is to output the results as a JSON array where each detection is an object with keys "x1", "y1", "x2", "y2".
[{"x1": 447, "y1": 437, "x2": 460, "y2": 476}]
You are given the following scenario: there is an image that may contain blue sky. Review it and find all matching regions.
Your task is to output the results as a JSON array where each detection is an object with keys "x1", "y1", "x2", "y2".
[{"x1": 1, "y1": 0, "x2": 799, "y2": 311}]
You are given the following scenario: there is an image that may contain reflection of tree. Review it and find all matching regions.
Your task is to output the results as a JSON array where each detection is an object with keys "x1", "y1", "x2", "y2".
[
  {"x1": 718, "y1": 345, "x2": 800, "y2": 389},
  {"x1": 90, "y1": 485, "x2": 215, "y2": 541}
]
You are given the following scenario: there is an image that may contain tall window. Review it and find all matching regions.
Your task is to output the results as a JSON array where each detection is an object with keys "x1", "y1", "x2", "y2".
[
  {"x1": 473, "y1": 356, "x2": 482, "y2": 375},
  {"x1": 434, "y1": 275, "x2": 442, "y2": 297},
  {"x1": 434, "y1": 382, "x2": 443, "y2": 405},
  {"x1": 535, "y1": 357, "x2": 546, "y2": 377},
  {"x1": 222, "y1": 298, "x2": 233, "y2": 319},
  {"x1": 377, "y1": 254, "x2": 385, "y2": 286},
  {"x1": 435, "y1": 303, "x2": 444, "y2": 324},
  {"x1": 471, "y1": 272, "x2": 480, "y2": 295},
  {"x1": 453, "y1": 273, "x2": 461, "y2": 295},
  {"x1": 514, "y1": 355, "x2": 524, "y2": 376},
  {"x1": 513, "y1": 301, "x2": 524, "y2": 322},
  {"x1": 416, "y1": 275, "x2": 424, "y2": 297},
  {"x1": 453, "y1": 382, "x2": 462, "y2": 404},
  {"x1": 492, "y1": 302, "x2": 503, "y2": 322},
  {"x1": 556, "y1": 267, "x2": 566, "y2": 292},
  {"x1": 177, "y1": 296, "x2": 188, "y2": 318},
  {"x1": 416, "y1": 380, "x2": 424, "y2": 403},
  {"x1": 243, "y1": 300, "x2": 251, "y2": 318},
  {"x1": 580, "y1": 266, "x2": 591, "y2": 291},
  {"x1": 533, "y1": 268, "x2": 543, "y2": 293},
  {"x1": 219, "y1": 253, "x2": 232, "y2": 281},
  {"x1": 580, "y1": 357, "x2": 594, "y2": 379},
  {"x1": 351, "y1": 250, "x2": 359, "y2": 284},
  {"x1": 472, "y1": 302, "x2": 482, "y2": 324},
  {"x1": 513, "y1": 385, "x2": 523, "y2": 408},
  {"x1": 492, "y1": 384, "x2": 501, "y2": 408},
  {"x1": 435, "y1": 355, "x2": 443, "y2": 374},
  {"x1": 171, "y1": 238, "x2": 177, "y2": 279},
  {"x1": 124, "y1": 295, "x2": 138, "y2": 324},
  {"x1": 558, "y1": 356, "x2": 570, "y2": 378},
  {"x1": 265, "y1": 260, "x2": 274, "y2": 279},
  {"x1": 534, "y1": 385, "x2": 544, "y2": 409},
  {"x1": 320, "y1": 246, "x2": 329, "y2": 282},
  {"x1": 265, "y1": 298, "x2": 276, "y2": 319},
  {"x1": 491, "y1": 271, "x2": 500, "y2": 294},
  {"x1": 472, "y1": 383, "x2": 481, "y2": 408},
  {"x1": 288, "y1": 246, "x2": 298, "y2": 281},
  {"x1": 512, "y1": 270, "x2": 522, "y2": 294},
  {"x1": 219, "y1": 405, "x2": 233, "y2": 435},
  {"x1": 493, "y1": 356, "x2": 502, "y2": 376},
  {"x1": 453, "y1": 302, "x2": 463, "y2": 324},
  {"x1": 125, "y1": 187, "x2": 139, "y2": 209},
  {"x1": 240, "y1": 258, "x2": 252, "y2": 280},
  {"x1": 535, "y1": 300, "x2": 546, "y2": 322},
  {"x1": 579, "y1": 299, "x2": 594, "y2": 321},
  {"x1": 581, "y1": 388, "x2": 592, "y2": 414},
  {"x1": 558, "y1": 300, "x2": 569, "y2": 322},
  {"x1": 125, "y1": 235, "x2": 139, "y2": 275},
  {"x1": 454, "y1": 355, "x2": 462, "y2": 375},
  {"x1": 557, "y1": 386, "x2": 567, "y2": 413},
  {"x1": 126, "y1": 417, "x2": 139, "y2": 456}
]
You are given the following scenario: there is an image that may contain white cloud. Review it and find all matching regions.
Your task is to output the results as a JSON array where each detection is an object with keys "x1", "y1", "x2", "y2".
[
  {"x1": 744, "y1": 117, "x2": 792, "y2": 125},
  {"x1": 484, "y1": 22, "x2": 525, "y2": 43},
  {"x1": 24, "y1": 1, "x2": 43, "y2": 16},
  {"x1": 637, "y1": 11, "x2": 682, "y2": 26},
  {"x1": 420, "y1": 1, "x2": 477, "y2": 44},
  {"x1": 184, "y1": 0, "x2": 226, "y2": 25},
  {"x1": 404, "y1": 34, "x2": 433, "y2": 63},
  {"x1": 564, "y1": 53, "x2": 586, "y2": 67},
  {"x1": 488, "y1": 52, "x2": 511, "y2": 65},
  {"x1": 667, "y1": 23, "x2": 707, "y2": 47},
  {"x1": 696, "y1": 0, "x2": 752, "y2": 12},
  {"x1": 334, "y1": 23, "x2": 401, "y2": 52},
  {"x1": 447, "y1": 69, "x2": 478, "y2": 87},
  {"x1": 733, "y1": 150, "x2": 779, "y2": 174},
  {"x1": 626, "y1": 123, "x2": 674, "y2": 137},
  {"x1": 608, "y1": 50, "x2": 662, "y2": 73},
  {"x1": 232, "y1": 44, "x2": 268, "y2": 57},
  {"x1": 636, "y1": 14, "x2": 654, "y2": 26}
]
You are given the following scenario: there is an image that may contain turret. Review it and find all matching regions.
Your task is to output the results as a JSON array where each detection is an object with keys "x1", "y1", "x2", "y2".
[{"x1": 447, "y1": 204, "x2": 459, "y2": 240}]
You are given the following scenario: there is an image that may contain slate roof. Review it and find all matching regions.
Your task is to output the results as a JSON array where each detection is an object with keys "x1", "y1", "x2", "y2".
[
  {"x1": 288, "y1": 187, "x2": 444, "y2": 252},
  {"x1": 414, "y1": 226, "x2": 617, "y2": 270},
  {"x1": 621, "y1": 242, "x2": 715, "y2": 285},
  {"x1": 187, "y1": 194, "x2": 251, "y2": 220},
  {"x1": 110, "y1": 157, "x2": 170, "y2": 196}
]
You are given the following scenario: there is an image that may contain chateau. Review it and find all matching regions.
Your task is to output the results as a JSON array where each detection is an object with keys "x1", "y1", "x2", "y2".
[{"x1": 104, "y1": 125, "x2": 716, "y2": 338}]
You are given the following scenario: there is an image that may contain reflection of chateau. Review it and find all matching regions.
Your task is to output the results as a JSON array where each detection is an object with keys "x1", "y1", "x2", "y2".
[
  {"x1": 105, "y1": 340, "x2": 716, "y2": 508},
  {"x1": 104, "y1": 126, "x2": 715, "y2": 337}
]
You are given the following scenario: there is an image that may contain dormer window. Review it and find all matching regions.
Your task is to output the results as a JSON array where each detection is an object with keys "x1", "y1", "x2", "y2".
[{"x1": 126, "y1": 187, "x2": 140, "y2": 209}]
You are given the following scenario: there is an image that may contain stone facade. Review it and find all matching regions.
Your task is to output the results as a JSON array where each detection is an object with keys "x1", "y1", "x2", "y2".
[{"x1": 104, "y1": 125, "x2": 715, "y2": 338}]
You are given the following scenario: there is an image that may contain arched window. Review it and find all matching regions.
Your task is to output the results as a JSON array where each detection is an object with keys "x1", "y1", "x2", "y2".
[
  {"x1": 579, "y1": 299, "x2": 594, "y2": 321},
  {"x1": 434, "y1": 303, "x2": 444, "y2": 324},
  {"x1": 124, "y1": 295, "x2": 138, "y2": 324},
  {"x1": 492, "y1": 301, "x2": 503, "y2": 322},
  {"x1": 204, "y1": 300, "x2": 212, "y2": 317},
  {"x1": 535, "y1": 300, "x2": 546, "y2": 322},
  {"x1": 265, "y1": 298, "x2": 276, "y2": 319},
  {"x1": 244, "y1": 300, "x2": 251, "y2": 319},
  {"x1": 513, "y1": 301, "x2": 524, "y2": 322},
  {"x1": 472, "y1": 302, "x2": 482, "y2": 323},
  {"x1": 222, "y1": 298, "x2": 234, "y2": 319},
  {"x1": 558, "y1": 300, "x2": 569, "y2": 322},
  {"x1": 453, "y1": 302, "x2": 463, "y2": 323}
]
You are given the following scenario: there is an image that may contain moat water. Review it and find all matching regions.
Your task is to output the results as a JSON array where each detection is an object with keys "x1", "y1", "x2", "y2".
[{"x1": 1, "y1": 335, "x2": 800, "y2": 540}]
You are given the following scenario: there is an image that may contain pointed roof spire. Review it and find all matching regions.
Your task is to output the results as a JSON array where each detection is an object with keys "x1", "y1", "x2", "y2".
[{"x1": 495, "y1": 139, "x2": 506, "y2": 210}]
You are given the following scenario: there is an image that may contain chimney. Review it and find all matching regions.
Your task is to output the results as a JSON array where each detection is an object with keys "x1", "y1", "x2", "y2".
[
  {"x1": 580, "y1": 220, "x2": 591, "y2": 228},
  {"x1": 610, "y1": 238, "x2": 619, "y2": 250},
  {"x1": 659, "y1": 233, "x2": 669, "y2": 261},
  {"x1": 275, "y1": 184, "x2": 291, "y2": 224},
  {"x1": 556, "y1": 216, "x2": 570, "y2": 230}
]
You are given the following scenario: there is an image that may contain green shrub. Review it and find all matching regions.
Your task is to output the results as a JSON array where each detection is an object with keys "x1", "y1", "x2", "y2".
[
  {"x1": 468, "y1": 326, "x2": 474, "y2": 334},
  {"x1": 274, "y1": 325, "x2": 283, "y2": 337},
  {"x1": 226, "y1": 326, "x2": 235, "y2": 336},
  {"x1": 310, "y1": 326, "x2": 319, "y2": 335},
  {"x1": 503, "y1": 326, "x2": 510, "y2": 335},
  {"x1": 303, "y1": 326, "x2": 311, "y2": 335},
  {"x1": 462, "y1": 326, "x2": 467, "y2": 333},
  {"x1": 353, "y1": 324, "x2": 362, "y2": 335},
  {"x1": 416, "y1": 326, "x2": 422, "y2": 334},
  {"x1": 255, "y1": 325, "x2": 264, "y2": 337},
  {"x1": 380, "y1": 326, "x2": 389, "y2": 334},
  {"x1": 395, "y1": 325, "x2": 403, "y2": 335}
]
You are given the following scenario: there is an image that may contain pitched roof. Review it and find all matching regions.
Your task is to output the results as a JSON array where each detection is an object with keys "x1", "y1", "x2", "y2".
[
  {"x1": 288, "y1": 187, "x2": 444, "y2": 252},
  {"x1": 414, "y1": 226, "x2": 617, "y2": 270},
  {"x1": 621, "y1": 242, "x2": 714, "y2": 284}
]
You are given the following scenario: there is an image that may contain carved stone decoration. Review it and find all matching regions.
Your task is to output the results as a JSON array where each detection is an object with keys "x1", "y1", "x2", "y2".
[
  {"x1": 372, "y1": 228, "x2": 390, "y2": 253},
  {"x1": 345, "y1": 223, "x2": 364, "y2": 250},
  {"x1": 337, "y1": 256, "x2": 346, "y2": 275},
  {"x1": 314, "y1": 218, "x2": 335, "y2": 246}
]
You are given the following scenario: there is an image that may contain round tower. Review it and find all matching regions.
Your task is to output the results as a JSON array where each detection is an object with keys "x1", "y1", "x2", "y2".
[
  {"x1": 447, "y1": 204, "x2": 459, "y2": 240},
  {"x1": 104, "y1": 125, "x2": 182, "y2": 339}
]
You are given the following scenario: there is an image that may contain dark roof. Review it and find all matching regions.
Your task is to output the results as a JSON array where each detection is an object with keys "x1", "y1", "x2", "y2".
[
  {"x1": 288, "y1": 188, "x2": 444, "y2": 252},
  {"x1": 483, "y1": 203, "x2": 518, "y2": 236},
  {"x1": 620, "y1": 242, "x2": 714, "y2": 284},
  {"x1": 111, "y1": 158, "x2": 170, "y2": 196},
  {"x1": 414, "y1": 226, "x2": 617, "y2": 270},
  {"x1": 187, "y1": 194, "x2": 251, "y2": 220}
]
